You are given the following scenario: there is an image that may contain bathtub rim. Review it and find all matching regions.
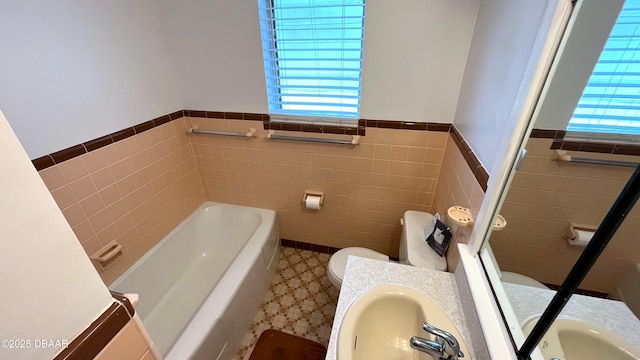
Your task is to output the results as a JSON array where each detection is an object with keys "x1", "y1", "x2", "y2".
[{"x1": 110, "y1": 201, "x2": 274, "y2": 289}]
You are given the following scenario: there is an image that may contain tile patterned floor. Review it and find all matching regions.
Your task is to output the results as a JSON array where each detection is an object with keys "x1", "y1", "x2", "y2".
[{"x1": 235, "y1": 247, "x2": 339, "y2": 359}]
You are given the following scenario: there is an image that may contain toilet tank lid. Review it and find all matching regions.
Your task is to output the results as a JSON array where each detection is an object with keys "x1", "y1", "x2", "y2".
[{"x1": 403, "y1": 211, "x2": 447, "y2": 271}]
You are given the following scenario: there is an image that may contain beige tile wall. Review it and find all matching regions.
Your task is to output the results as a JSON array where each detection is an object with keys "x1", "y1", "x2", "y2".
[
  {"x1": 490, "y1": 138, "x2": 640, "y2": 293},
  {"x1": 188, "y1": 117, "x2": 447, "y2": 256},
  {"x1": 433, "y1": 135, "x2": 486, "y2": 271},
  {"x1": 38, "y1": 118, "x2": 204, "y2": 284},
  {"x1": 38, "y1": 116, "x2": 473, "y2": 283},
  {"x1": 94, "y1": 316, "x2": 159, "y2": 360}
]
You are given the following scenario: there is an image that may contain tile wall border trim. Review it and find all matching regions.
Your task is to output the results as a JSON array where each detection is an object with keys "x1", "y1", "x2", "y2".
[
  {"x1": 30, "y1": 109, "x2": 453, "y2": 171},
  {"x1": 542, "y1": 282, "x2": 609, "y2": 299},
  {"x1": 184, "y1": 110, "x2": 453, "y2": 135},
  {"x1": 262, "y1": 118, "x2": 451, "y2": 136},
  {"x1": 53, "y1": 303, "x2": 130, "y2": 360},
  {"x1": 530, "y1": 128, "x2": 640, "y2": 156},
  {"x1": 32, "y1": 110, "x2": 185, "y2": 171},
  {"x1": 109, "y1": 290, "x2": 136, "y2": 317},
  {"x1": 280, "y1": 238, "x2": 399, "y2": 262},
  {"x1": 280, "y1": 238, "x2": 341, "y2": 255},
  {"x1": 450, "y1": 125, "x2": 489, "y2": 192},
  {"x1": 53, "y1": 291, "x2": 136, "y2": 359},
  {"x1": 30, "y1": 107, "x2": 488, "y2": 192}
]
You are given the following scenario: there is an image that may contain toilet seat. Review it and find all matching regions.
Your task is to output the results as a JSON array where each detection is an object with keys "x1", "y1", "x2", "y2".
[
  {"x1": 501, "y1": 271, "x2": 549, "y2": 289},
  {"x1": 328, "y1": 247, "x2": 389, "y2": 289}
]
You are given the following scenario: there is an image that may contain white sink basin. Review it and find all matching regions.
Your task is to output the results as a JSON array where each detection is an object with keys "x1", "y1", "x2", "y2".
[
  {"x1": 523, "y1": 317, "x2": 640, "y2": 360},
  {"x1": 337, "y1": 284, "x2": 469, "y2": 360}
]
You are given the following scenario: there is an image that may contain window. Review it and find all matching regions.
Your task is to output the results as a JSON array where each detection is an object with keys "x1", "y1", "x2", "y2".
[
  {"x1": 257, "y1": 0, "x2": 366, "y2": 125},
  {"x1": 567, "y1": 0, "x2": 640, "y2": 140}
]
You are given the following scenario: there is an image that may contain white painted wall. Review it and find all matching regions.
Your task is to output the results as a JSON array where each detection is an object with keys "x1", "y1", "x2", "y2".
[
  {"x1": 154, "y1": 0, "x2": 269, "y2": 114},
  {"x1": 0, "y1": 110, "x2": 113, "y2": 360},
  {"x1": 155, "y1": 0, "x2": 480, "y2": 123},
  {"x1": 0, "y1": 0, "x2": 485, "y2": 160},
  {"x1": 1, "y1": 0, "x2": 482, "y2": 159},
  {"x1": 453, "y1": 0, "x2": 552, "y2": 171},
  {"x1": 0, "y1": 0, "x2": 182, "y2": 159},
  {"x1": 534, "y1": 0, "x2": 624, "y2": 130},
  {"x1": 359, "y1": 0, "x2": 479, "y2": 122}
]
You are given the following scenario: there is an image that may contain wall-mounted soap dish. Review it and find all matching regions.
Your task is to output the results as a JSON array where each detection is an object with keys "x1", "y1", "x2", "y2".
[
  {"x1": 91, "y1": 240, "x2": 123, "y2": 271},
  {"x1": 448, "y1": 206, "x2": 474, "y2": 227},
  {"x1": 447, "y1": 206, "x2": 507, "y2": 231},
  {"x1": 493, "y1": 214, "x2": 507, "y2": 231}
]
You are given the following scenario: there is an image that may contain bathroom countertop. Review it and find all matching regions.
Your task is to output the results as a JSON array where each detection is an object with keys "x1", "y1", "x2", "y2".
[
  {"x1": 325, "y1": 256, "x2": 476, "y2": 360},
  {"x1": 503, "y1": 282, "x2": 640, "y2": 348}
]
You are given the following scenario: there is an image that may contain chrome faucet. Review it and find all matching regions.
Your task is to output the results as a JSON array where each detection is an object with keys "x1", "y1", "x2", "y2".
[{"x1": 410, "y1": 322, "x2": 464, "y2": 360}]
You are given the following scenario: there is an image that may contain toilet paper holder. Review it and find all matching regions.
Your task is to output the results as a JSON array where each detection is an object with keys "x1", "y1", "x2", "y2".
[
  {"x1": 566, "y1": 223, "x2": 597, "y2": 242},
  {"x1": 302, "y1": 190, "x2": 324, "y2": 206}
]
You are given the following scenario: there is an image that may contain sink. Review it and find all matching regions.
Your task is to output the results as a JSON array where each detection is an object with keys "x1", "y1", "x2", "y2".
[
  {"x1": 523, "y1": 317, "x2": 640, "y2": 360},
  {"x1": 337, "y1": 284, "x2": 469, "y2": 360}
]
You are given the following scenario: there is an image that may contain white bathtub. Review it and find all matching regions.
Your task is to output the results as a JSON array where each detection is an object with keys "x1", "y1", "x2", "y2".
[{"x1": 110, "y1": 201, "x2": 280, "y2": 360}]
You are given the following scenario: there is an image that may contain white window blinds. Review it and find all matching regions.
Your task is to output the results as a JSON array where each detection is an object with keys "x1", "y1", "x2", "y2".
[
  {"x1": 258, "y1": 0, "x2": 366, "y2": 125},
  {"x1": 568, "y1": 0, "x2": 640, "y2": 137}
]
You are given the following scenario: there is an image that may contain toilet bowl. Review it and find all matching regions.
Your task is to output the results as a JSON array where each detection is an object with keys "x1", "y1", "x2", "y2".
[
  {"x1": 327, "y1": 247, "x2": 389, "y2": 289},
  {"x1": 501, "y1": 271, "x2": 549, "y2": 289},
  {"x1": 484, "y1": 243, "x2": 549, "y2": 289},
  {"x1": 327, "y1": 211, "x2": 448, "y2": 289}
]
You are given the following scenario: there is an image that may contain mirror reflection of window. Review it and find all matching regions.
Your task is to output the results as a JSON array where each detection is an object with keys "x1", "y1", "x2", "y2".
[{"x1": 568, "y1": 0, "x2": 640, "y2": 142}]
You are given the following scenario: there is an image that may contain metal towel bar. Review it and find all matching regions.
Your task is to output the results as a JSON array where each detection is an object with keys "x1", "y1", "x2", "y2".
[
  {"x1": 267, "y1": 130, "x2": 360, "y2": 145},
  {"x1": 552, "y1": 149, "x2": 639, "y2": 167},
  {"x1": 189, "y1": 128, "x2": 256, "y2": 137}
]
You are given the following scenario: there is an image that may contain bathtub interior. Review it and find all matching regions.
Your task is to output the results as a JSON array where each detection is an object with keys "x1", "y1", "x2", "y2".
[{"x1": 110, "y1": 204, "x2": 265, "y2": 356}]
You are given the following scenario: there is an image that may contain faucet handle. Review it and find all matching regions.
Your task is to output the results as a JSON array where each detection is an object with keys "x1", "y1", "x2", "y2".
[{"x1": 421, "y1": 322, "x2": 464, "y2": 358}]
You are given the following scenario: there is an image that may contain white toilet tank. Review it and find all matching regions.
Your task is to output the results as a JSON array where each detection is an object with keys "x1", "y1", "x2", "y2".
[{"x1": 399, "y1": 211, "x2": 447, "y2": 271}]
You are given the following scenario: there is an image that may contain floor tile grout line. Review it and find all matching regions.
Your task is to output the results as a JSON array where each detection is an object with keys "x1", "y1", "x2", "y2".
[{"x1": 234, "y1": 246, "x2": 338, "y2": 359}]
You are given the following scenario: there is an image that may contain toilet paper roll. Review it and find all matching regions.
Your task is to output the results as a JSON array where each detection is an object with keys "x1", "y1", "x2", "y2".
[
  {"x1": 569, "y1": 229, "x2": 594, "y2": 247},
  {"x1": 305, "y1": 195, "x2": 322, "y2": 210}
]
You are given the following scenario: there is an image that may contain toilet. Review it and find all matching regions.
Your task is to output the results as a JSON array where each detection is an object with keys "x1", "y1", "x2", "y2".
[
  {"x1": 501, "y1": 271, "x2": 549, "y2": 289},
  {"x1": 327, "y1": 211, "x2": 448, "y2": 289},
  {"x1": 484, "y1": 243, "x2": 549, "y2": 289},
  {"x1": 613, "y1": 263, "x2": 640, "y2": 318}
]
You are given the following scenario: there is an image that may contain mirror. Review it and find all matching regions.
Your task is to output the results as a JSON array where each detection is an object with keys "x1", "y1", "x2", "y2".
[{"x1": 477, "y1": 0, "x2": 640, "y2": 355}]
